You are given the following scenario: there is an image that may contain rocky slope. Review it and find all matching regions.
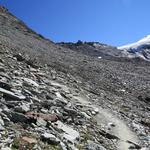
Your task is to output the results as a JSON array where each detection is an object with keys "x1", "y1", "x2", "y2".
[{"x1": 0, "y1": 5, "x2": 149, "y2": 150}]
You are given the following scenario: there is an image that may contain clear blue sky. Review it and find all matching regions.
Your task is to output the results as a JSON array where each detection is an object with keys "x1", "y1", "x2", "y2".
[{"x1": 0, "y1": 0, "x2": 150, "y2": 46}]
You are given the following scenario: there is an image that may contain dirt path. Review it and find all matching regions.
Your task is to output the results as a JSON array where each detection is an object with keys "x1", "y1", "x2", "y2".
[
  {"x1": 74, "y1": 94, "x2": 139, "y2": 150},
  {"x1": 50, "y1": 81, "x2": 139, "y2": 150},
  {"x1": 95, "y1": 107, "x2": 139, "y2": 150}
]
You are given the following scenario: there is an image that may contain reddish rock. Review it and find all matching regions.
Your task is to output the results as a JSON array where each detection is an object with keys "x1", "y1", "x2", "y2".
[
  {"x1": 22, "y1": 136, "x2": 37, "y2": 144},
  {"x1": 25, "y1": 112, "x2": 58, "y2": 122}
]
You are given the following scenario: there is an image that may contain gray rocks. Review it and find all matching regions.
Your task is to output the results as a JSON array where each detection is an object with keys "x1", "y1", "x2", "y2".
[
  {"x1": 41, "y1": 133, "x2": 60, "y2": 145},
  {"x1": 3, "y1": 111, "x2": 28, "y2": 123},
  {"x1": 14, "y1": 103, "x2": 30, "y2": 113},
  {"x1": 0, "y1": 116, "x2": 4, "y2": 126},
  {"x1": 1, "y1": 148, "x2": 12, "y2": 150},
  {"x1": 23, "y1": 78, "x2": 39, "y2": 87},
  {"x1": 13, "y1": 53, "x2": 25, "y2": 62},
  {"x1": 86, "y1": 140, "x2": 106, "y2": 150},
  {"x1": 55, "y1": 121, "x2": 80, "y2": 143},
  {"x1": 0, "y1": 5, "x2": 149, "y2": 149},
  {"x1": 0, "y1": 87, "x2": 26, "y2": 100},
  {"x1": 0, "y1": 116, "x2": 4, "y2": 131},
  {"x1": 36, "y1": 118, "x2": 47, "y2": 127}
]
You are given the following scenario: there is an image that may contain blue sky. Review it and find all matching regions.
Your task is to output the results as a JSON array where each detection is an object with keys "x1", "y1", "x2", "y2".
[{"x1": 0, "y1": 0, "x2": 150, "y2": 46}]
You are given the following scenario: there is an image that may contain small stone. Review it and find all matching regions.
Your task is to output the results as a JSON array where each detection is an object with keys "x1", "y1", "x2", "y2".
[
  {"x1": 36, "y1": 118, "x2": 47, "y2": 127},
  {"x1": 22, "y1": 136, "x2": 37, "y2": 144},
  {"x1": 142, "y1": 136, "x2": 150, "y2": 141},
  {"x1": 0, "y1": 87, "x2": 26, "y2": 100},
  {"x1": 86, "y1": 140, "x2": 106, "y2": 150},
  {"x1": 81, "y1": 112, "x2": 91, "y2": 119},
  {"x1": 91, "y1": 111, "x2": 96, "y2": 115},
  {"x1": 40, "y1": 108, "x2": 48, "y2": 113},
  {"x1": 23, "y1": 78, "x2": 39, "y2": 87},
  {"x1": 15, "y1": 103, "x2": 30, "y2": 113},
  {"x1": 54, "y1": 121, "x2": 80, "y2": 143},
  {"x1": 41, "y1": 133, "x2": 60, "y2": 145},
  {"x1": 0, "y1": 72, "x2": 11, "y2": 80},
  {"x1": 55, "y1": 98, "x2": 68, "y2": 106},
  {"x1": 141, "y1": 148, "x2": 149, "y2": 150},
  {"x1": 0, "y1": 116, "x2": 4, "y2": 131},
  {"x1": 94, "y1": 108, "x2": 99, "y2": 113},
  {"x1": 64, "y1": 107, "x2": 78, "y2": 115},
  {"x1": 0, "y1": 124, "x2": 5, "y2": 131},
  {"x1": 1, "y1": 148, "x2": 12, "y2": 150},
  {"x1": 13, "y1": 53, "x2": 25, "y2": 61},
  {"x1": 0, "y1": 67, "x2": 5, "y2": 72},
  {"x1": 60, "y1": 142, "x2": 67, "y2": 150},
  {"x1": 0, "y1": 116, "x2": 4, "y2": 126},
  {"x1": 107, "y1": 122, "x2": 116, "y2": 130}
]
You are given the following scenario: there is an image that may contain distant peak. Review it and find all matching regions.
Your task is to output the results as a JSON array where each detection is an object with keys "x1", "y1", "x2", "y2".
[
  {"x1": 145, "y1": 34, "x2": 150, "y2": 38},
  {"x1": 139, "y1": 34, "x2": 150, "y2": 42},
  {"x1": 118, "y1": 34, "x2": 150, "y2": 50}
]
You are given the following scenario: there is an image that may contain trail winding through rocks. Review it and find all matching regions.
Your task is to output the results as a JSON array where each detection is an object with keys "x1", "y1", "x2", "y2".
[
  {"x1": 50, "y1": 81, "x2": 139, "y2": 150},
  {"x1": 74, "y1": 94, "x2": 139, "y2": 150}
]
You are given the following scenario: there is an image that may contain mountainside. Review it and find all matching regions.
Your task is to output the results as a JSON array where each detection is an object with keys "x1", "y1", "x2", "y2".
[
  {"x1": 0, "y1": 5, "x2": 149, "y2": 150},
  {"x1": 118, "y1": 35, "x2": 150, "y2": 60}
]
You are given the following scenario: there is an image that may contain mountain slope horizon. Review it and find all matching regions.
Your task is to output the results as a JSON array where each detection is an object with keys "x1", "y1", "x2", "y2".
[{"x1": 0, "y1": 5, "x2": 149, "y2": 150}]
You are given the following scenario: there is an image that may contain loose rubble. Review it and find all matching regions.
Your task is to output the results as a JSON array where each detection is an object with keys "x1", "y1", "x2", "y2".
[
  {"x1": 0, "y1": 52, "x2": 115, "y2": 150},
  {"x1": 0, "y1": 5, "x2": 149, "y2": 150},
  {"x1": 0, "y1": 50, "x2": 148, "y2": 150}
]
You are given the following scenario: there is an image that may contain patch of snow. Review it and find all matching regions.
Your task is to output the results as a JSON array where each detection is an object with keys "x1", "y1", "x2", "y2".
[
  {"x1": 118, "y1": 35, "x2": 150, "y2": 60},
  {"x1": 118, "y1": 35, "x2": 150, "y2": 50}
]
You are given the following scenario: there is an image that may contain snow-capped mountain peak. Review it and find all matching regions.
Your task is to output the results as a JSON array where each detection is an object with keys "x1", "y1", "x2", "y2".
[
  {"x1": 118, "y1": 35, "x2": 150, "y2": 50},
  {"x1": 118, "y1": 35, "x2": 150, "y2": 60}
]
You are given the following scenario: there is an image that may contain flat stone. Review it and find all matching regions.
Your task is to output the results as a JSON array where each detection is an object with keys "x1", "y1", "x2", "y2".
[
  {"x1": 81, "y1": 112, "x2": 91, "y2": 119},
  {"x1": 23, "y1": 78, "x2": 39, "y2": 87},
  {"x1": 22, "y1": 136, "x2": 37, "y2": 144},
  {"x1": 0, "y1": 117, "x2": 4, "y2": 130},
  {"x1": 3, "y1": 111, "x2": 28, "y2": 123},
  {"x1": 36, "y1": 118, "x2": 47, "y2": 127},
  {"x1": 55, "y1": 121, "x2": 80, "y2": 143},
  {"x1": 0, "y1": 80, "x2": 11, "y2": 90},
  {"x1": 1, "y1": 148, "x2": 12, "y2": 150},
  {"x1": 60, "y1": 142, "x2": 67, "y2": 150},
  {"x1": 64, "y1": 107, "x2": 78, "y2": 115},
  {"x1": 141, "y1": 148, "x2": 150, "y2": 150},
  {"x1": 40, "y1": 108, "x2": 48, "y2": 113},
  {"x1": 0, "y1": 116, "x2": 4, "y2": 126},
  {"x1": 14, "y1": 103, "x2": 30, "y2": 113},
  {"x1": 0, "y1": 87, "x2": 26, "y2": 100},
  {"x1": 13, "y1": 53, "x2": 25, "y2": 61},
  {"x1": 26, "y1": 112, "x2": 58, "y2": 122},
  {"x1": 94, "y1": 108, "x2": 99, "y2": 113},
  {"x1": 55, "y1": 98, "x2": 68, "y2": 106},
  {"x1": 0, "y1": 124, "x2": 5, "y2": 131}
]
